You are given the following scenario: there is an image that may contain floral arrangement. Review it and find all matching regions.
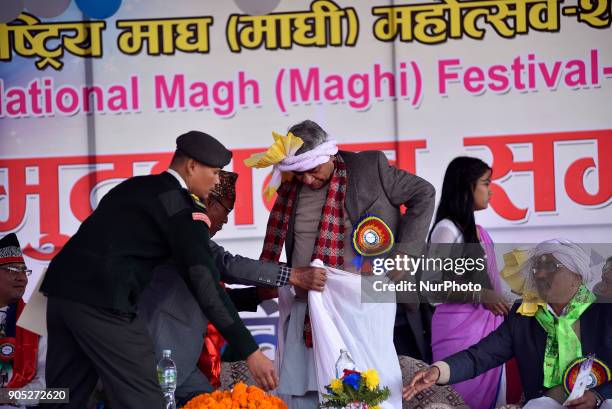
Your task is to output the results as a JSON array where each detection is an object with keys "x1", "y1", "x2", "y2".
[
  {"x1": 183, "y1": 383, "x2": 287, "y2": 409},
  {"x1": 320, "y1": 369, "x2": 390, "y2": 409}
]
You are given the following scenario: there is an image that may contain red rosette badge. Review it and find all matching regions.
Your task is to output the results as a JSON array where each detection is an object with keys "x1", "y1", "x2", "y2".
[
  {"x1": 563, "y1": 356, "x2": 611, "y2": 395},
  {"x1": 352, "y1": 216, "x2": 394, "y2": 258}
]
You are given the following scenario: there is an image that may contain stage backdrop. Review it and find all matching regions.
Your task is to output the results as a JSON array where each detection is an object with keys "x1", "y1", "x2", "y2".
[{"x1": 1, "y1": 0, "x2": 611, "y2": 357}]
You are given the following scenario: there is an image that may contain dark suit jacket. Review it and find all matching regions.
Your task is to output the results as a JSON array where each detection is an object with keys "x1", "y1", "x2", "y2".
[
  {"x1": 284, "y1": 150, "x2": 436, "y2": 359},
  {"x1": 445, "y1": 301, "x2": 612, "y2": 401},
  {"x1": 41, "y1": 172, "x2": 258, "y2": 359},
  {"x1": 138, "y1": 240, "x2": 277, "y2": 401}
]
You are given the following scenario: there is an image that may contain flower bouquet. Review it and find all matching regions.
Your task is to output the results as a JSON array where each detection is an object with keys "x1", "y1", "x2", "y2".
[
  {"x1": 320, "y1": 369, "x2": 390, "y2": 409},
  {"x1": 183, "y1": 382, "x2": 287, "y2": 409}
]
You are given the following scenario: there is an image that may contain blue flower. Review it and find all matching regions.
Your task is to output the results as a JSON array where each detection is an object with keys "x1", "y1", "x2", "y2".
[{"x1": 343, "y1": 373, "x2": 361, "y2": 390}]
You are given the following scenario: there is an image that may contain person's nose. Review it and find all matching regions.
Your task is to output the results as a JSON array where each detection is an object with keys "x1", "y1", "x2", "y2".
[
  {"x1": 303, "y1": 174, "x2": 314, "y2": 185},
  {"x1": 14, "y1": 273, "x2": 28, "y2": 285},
  {"x1": 534, "y1": 268, "x2": 548, "y2": 280}
]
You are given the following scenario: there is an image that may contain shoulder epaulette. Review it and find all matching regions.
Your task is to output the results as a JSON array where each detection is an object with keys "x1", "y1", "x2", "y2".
[{"x1": 189, "y1": 193, "x2": 207, "y2": 211}]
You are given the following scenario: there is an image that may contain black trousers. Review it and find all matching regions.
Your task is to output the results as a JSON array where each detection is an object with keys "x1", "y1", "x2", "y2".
[
  {"x1": 41, "y1": 297, "x2": 164, "y2": 409},
  {"x1": 393, "y1": 304, "x2": 434, "y2": 364}
]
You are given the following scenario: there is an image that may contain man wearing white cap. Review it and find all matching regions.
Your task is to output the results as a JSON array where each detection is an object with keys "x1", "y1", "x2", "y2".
[{"x1": 405, "y1": 239, "x2": 612, "y2": 409}]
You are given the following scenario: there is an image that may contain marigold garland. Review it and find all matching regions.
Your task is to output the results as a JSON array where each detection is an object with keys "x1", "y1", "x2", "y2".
[{"x1": 183, "y1": 383, "x2": 287, "y2": 409}]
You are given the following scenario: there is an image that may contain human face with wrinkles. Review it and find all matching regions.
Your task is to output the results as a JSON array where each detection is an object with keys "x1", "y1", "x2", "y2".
[
  {"x1": 533, "y1": 254, "x2": 582, "y2": 304},
  {"x1": 293, "y1": 158, "x2": 335, "y2": 190},
  {"x1": 206, "y1": 195, "x2": 235, "y2": 236},
  {"x1": 0, "y1": 262, "x2": 28, "y2": 306}
]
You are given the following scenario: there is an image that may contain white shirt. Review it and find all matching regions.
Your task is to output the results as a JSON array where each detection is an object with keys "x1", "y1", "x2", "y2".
[
  {"x1": 430, "y1": 219, "x2": 463, "y2": 244},
  {"x1": 166, "y1": 169, "x2": 188, "y2": 190}
]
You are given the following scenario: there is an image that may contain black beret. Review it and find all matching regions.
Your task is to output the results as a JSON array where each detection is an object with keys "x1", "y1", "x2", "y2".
[{"x1": 176, "y1": 131, "x2": 232, "y2": 168}]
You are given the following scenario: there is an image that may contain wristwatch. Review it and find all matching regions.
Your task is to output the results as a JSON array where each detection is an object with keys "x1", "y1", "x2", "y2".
[{"x1": 593, "y1": 390, "x2": 603, "y2": 408}]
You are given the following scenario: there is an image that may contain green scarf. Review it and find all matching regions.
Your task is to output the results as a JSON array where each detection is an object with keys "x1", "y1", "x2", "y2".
[{"x1": 535, "y1": 285, "x2": 596, "y2": 388}]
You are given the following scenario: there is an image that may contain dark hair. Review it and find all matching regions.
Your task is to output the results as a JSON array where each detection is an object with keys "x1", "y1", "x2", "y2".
[
  {"x1": 430, "y1": 156, "x2": 491, "y2": 244},
  {"x1": 170, "y1": 149, "x2": 189, "y2": 166},
  {"x1": 289, "y1": 120, "x2": 328, "y2": 155}
]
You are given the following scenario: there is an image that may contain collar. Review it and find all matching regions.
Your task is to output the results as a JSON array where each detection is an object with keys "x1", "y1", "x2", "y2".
[
  {"x1": 166, "y1": 168, "x2": 187, "y2": 190},
  {"x1": 547, "y1": 302, "x2": 575, "y2": 319},
  {"x1": 547, "y1": 304, "x2": 562, "y2": 319}
]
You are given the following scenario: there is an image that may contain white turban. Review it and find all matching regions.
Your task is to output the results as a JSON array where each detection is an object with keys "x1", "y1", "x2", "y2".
[
  {"x1": 267, "y1": 138, "x2": 337, "y2": 196},
  {"x1": 521, "y1": 239, "x2": 597, "y2": 291},
  {"x1": 275, "y1": 139, "x2": 338, "y2": 173},
  {"x1": 244, "y1": 131, "x2": 338, "y2": 198}
]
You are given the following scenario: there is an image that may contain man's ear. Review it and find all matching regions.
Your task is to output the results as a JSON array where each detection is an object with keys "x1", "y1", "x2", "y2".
[{"x1": 185, "y1": 158, "x2": 198, "y2": 176}]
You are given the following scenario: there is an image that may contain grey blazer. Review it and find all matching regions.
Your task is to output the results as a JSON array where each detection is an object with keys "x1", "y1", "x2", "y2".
[
  {"x1": 284, "y1": 150, "x2": 436, "y2": 360},
  {"x1": 138, "y1": 240, "x2": 281, "y2": 402},
  {"x1": 284, "y1": 150, "x2": 435, "y2": 260}
]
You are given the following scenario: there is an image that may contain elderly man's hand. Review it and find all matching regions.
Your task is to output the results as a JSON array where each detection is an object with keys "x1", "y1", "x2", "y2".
[
  {"x1": 565, "y1": 391, "x2": 601, "y2": 409},
  {"x1": 289, "y1": 266, "x2": 327, "y2": 291},
  {"x1": 403, "y1": 366, "x2": 440, "y2": 401}
]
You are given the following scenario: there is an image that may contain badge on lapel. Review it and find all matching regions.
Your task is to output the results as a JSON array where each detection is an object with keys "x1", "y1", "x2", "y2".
[
  {"x1": 0, "y1": 338, "x2": 15, "y2": 361},
  {"x1": 351, "y1": 215, "x2": 394, "y2": 269}
]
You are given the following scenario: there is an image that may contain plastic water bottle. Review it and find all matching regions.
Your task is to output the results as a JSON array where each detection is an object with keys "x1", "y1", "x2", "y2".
[
  {"x1": 157, "y1": 349, "x2": 177, "y2": 409},
  {"x1": 335, "y1": 348, "x2": 356, "y2": 378}
]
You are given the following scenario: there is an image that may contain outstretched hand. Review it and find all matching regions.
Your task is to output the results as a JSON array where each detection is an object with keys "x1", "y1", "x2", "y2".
[{"x1": 403, "y1": 366, "x2": 440, "y2": 401}]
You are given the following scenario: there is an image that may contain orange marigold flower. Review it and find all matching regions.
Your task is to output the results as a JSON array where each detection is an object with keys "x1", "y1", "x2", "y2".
[
  {"x1": 184, "y1": 383, "x2": 288, "y2": 409},
  {"x1": 234, "y1": 382, "x2": 248, "y2": 394}
]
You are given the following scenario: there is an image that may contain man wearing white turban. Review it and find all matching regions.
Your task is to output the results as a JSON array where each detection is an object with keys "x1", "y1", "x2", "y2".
[
  {"x1": 246, "y1": 120, "x2": 436, "y2": 408},
  {"x1": 405, "y1": 239, "x2": 612, "y2": 409}
]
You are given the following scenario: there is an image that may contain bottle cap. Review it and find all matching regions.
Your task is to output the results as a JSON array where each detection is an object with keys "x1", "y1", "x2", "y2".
[{"x1": 163, "y1": 349, "x2": 171, "y2": 357}]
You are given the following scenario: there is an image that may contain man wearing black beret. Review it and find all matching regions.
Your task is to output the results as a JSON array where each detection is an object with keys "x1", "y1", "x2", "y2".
[{"x1": 40, "y1": 131, "x2": 281, "y2": 409}]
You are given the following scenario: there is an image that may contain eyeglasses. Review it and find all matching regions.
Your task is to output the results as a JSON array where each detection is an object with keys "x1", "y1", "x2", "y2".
[
  {"x1": 0, "y1": 266, "x2": 32, "y2": 276},
  {"x1": 532, "y1": 262, "x2": 564, "y2": 276},
  {"x1": 210, "y1": 195, "x2": 232, "y2": 214}
]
